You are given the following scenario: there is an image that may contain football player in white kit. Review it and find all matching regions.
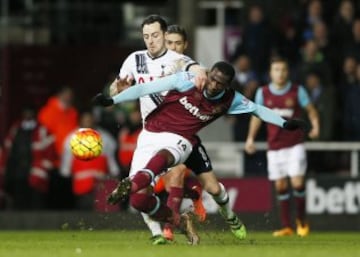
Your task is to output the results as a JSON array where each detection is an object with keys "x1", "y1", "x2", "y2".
[{"x1": 109, "y1": 15, "x2": 207, "y2": 245}]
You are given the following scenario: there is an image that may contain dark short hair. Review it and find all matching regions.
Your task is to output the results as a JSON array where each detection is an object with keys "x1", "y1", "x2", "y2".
[
  {"x1": 211, "y1": 61, "x2": 235, "y2": 83},
  {"x1": 141, "y1": 15, "x2": 168, "y2": 32},
  {"x1": 270, "y1": 56, "x2": 289, "y2": 67},
  {"x1": 167, "y1": 25, "x2": 188, "y2": 41}
]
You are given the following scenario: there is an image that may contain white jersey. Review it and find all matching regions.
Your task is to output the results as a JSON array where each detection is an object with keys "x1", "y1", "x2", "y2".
[{"x1": 118, "y1": 49, "x2": 197, "y2": 120}]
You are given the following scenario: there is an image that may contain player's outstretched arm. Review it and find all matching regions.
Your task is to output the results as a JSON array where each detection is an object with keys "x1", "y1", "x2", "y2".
[
  {"x1": 253, "y1": 104, "x2": 310, "y2": 132},
  {"x1": 93, "y1": 72, "x2": 193, "y2": 107}
]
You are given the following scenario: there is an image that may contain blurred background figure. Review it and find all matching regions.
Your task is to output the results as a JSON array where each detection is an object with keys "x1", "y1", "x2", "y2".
[
  {"x1": 2, "y1": 106, "x2": 54, "y2": 210},
  {"x1": 37, "y1": 86, "x2": 79, "y2": 209},
  {"x1": 304, "y1": 72, "x2": 335, "y2": 141},
  {"x1": 304, "y1": 72, "x2": 336, "y2": 174},
  {"x1": 117, "y1": 104, "x2": 142, "y2": 176},
  {"x1": 343, "y1": 18, "x2": 360, "y2": 61},
  {"x1": 342, "y1": 63, "x2": 360, "y2": 141},
  {"x1": 333, "y1": 0, "x2": 355, "y2": 50},
  {"x1": 296, "y1": 39, "x2": 332, "y2": 85},
  {"x1": 60, "y1": 110, "x2": 120, "y2": 210},
  {"x1": 38, "y1": 86, "x2": 78, "y2": 157},
  {"x1": 300, "y1": 0, "x2": 324, "y2": 41},
  {"x1": 232, "y1": 4, "x2": 274, "y2": 82},
  {"x1": 229, "y1": 54, "x2": 260, "y2": 142}
]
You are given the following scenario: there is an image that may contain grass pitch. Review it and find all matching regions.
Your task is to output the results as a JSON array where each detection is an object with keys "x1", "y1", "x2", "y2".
[{"x1": 0, "y1": 230, "x2": 359, "y2": 257}]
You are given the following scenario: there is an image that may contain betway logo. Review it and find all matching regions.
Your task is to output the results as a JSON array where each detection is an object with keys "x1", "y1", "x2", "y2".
[
  {"x1": 307, "y1": 179, "x2": 360, "y2": 214},
  {"x1": 179, "y1": 96, "x2": 212, "y2": 121}
]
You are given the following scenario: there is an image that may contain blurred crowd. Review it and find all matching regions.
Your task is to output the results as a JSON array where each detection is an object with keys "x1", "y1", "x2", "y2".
[
  {"x1": 229, "y1": 0, "x2": 360, "y2": 142},
  {"x1": 1, "y1": 0, "x2": 360, "y2": 211},
  {"x1": 0, "y1": 85, "x2": 142, "y2": 211}
]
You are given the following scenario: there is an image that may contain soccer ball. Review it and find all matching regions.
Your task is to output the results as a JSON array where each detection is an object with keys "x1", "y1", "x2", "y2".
[{"x1": 70, "y1": 128, "x2": 103, "y2": 161}]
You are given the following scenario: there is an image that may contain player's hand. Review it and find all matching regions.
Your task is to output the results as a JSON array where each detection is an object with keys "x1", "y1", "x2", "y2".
[
  {"x1": 244, "y1": 139, "x2": 256, "y2": 154},
  {"x1": 194, "y1": 70, "x2": 207, "y2": 91},
  {"x1": 283, "y1": 119, "x2": 310, "y2": 133},
  {"x1": 109, "y1": 75, "x2": 133, "y2": 96},
  {"x1": 308, "y1": 126, "x2": 320, "y2": 139},
  {"x1": 92, "y1": 93, "x2": 114, "y2": 107}
]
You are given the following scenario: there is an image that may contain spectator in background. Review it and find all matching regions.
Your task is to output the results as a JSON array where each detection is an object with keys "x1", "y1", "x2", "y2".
[
  {"x1": 229, "y1": 54, "x2": 260, "y2": 141},
  {"x1": 296, "y1": 39, "x2": 332, "y2": 85},
  {"x1": 304, "y1": 72, "x2": 336, "y2": 173},
  {"x1": 37, "y1": 86, "x2": 79, "y2": 209},
  {"x1": 301, "y1": 0, "x2": 324, "y2": 41},
  {"x1": 343, "y1": 18, "x2": 360, "y2": 61},
  {"x1": 3, "y1": 106, "x2": 54, "y2": 210},
  {"x1": 312, "y1": 21, "x2": 339, "y2": 82},
  {"x1": 117, "y1": 104, "x2": 142, "y2": 175},
  {"x1": 277, "y1": 16, "x2": 301, "y2": 69},
  {"x1": 333, "y1": 0, "x2": 355, "y2": 49},
  {"x1": 38, "y1": 86, "x2": 78, "y2": 157},
  {"x1": 344, "y1": 18, "x2": 360, "y2": 60},
  {"x1": 60, "y1": 110, "x2": 119, "y2": 210},
  {"x1": 342, "y1": 64, "x2": 360, "y2": 141},
  {"x1": 304, "y1": 72, "x2": 335, "y2": 140},
  {"x1": 231, "y1": 55, "x2": 259, "y2": 98},
  {"x1": 232, "y1": 5, "x2": 274, "y2": 81},
  {"x1": 338, "y1": 56, "x2": 358, "y2": 110}
]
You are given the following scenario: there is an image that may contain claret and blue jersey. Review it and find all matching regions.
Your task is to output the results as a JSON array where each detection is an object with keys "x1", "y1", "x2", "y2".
[
  {"x1": 254, "y1": 82, "x2": 311, "y2": 150},
  {"x1": 112, "y1": 72, "x2": 287, "y2": 145}
]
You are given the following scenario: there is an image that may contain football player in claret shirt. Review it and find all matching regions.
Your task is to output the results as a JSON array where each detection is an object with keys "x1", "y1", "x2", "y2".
[
  {"x1": 94, "y1": 61, "x2": 309, "y2": 244},
  {"x1": 245, "y1": 57, "x2": 319, "y2": 237},
  {"x1": 154, "y1": 24, "x2": 207, "y2": 241},
  {"x1": 108, "y1": 15, "x2": 208, "y2": 245}
]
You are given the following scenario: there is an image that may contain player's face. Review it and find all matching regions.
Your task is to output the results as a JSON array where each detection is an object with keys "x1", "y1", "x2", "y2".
[
  {"x1": 165, "y1": 33, "x2": 188, "y2": 54},
  {"x1": 142, "y1": 22, "x2": 166, "y2": 58},
  {"x1": 270, "y1": 62, "x2": 289, "y2": 86},
  {"x1": 205, "y1": 68, "x2": 230, "y2": 97}
]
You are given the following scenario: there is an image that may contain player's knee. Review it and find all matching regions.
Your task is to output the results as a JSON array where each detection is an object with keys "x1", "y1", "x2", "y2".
[
  {"x1": 168, "y1": 164, "x2": 187, "y2": 186},
  {"x1": 129, "y1": 193, "x2": 148, "y2": 212},
  {"x1": 274, "y1": 178, "x2": 288, "y2": 193},
  {"x1": 171, "y1": 164, "x2": 187, "y2": 177},
  {"x1": 204, "y1": 182, "x2": 221, "y2": 195}
]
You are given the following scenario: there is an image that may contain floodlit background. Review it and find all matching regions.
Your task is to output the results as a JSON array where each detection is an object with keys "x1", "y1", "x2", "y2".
[{"x1": 0, "y1": 0, "x2": 359, "y2": 231}]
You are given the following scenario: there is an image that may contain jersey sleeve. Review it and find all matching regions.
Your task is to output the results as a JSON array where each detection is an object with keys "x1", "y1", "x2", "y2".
[
  {"x1": 164, "y1": 54, "x2": 198, "y2": 75},
  {"x1": 118, "y1": 53, "x2": 135, "y2": 78},
  {"x1": 112, "y1": 72, "x2": 194, "y2": 104},
  {"x1": 228, "y1": 92, "x2": 286, "y2": 128},
  {"x1": 180, "y1": 54, "x2": 198, "y2": 71},
  {"x1": 298, "y1": 85, "x2": 311, "y2": 107},
  {"x1": 227, "y1": 92, "x2": 258, "y2": 114},
  {"x1": 254, "y1": 87, "x2": 264, "y2": 105}
]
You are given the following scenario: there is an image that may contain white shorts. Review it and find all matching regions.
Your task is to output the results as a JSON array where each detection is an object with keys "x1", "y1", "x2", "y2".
[
  {"x1": 129, "y1": 129, "x2": 193, "y2": 177},
  {"x1": 267, "y1": 143, "x2": 307, "y2": 181}
]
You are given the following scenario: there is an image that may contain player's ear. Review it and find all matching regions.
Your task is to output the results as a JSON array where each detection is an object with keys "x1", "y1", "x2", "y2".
[{"x1": 184, "y1": 41, "x2": 188, "y2": 51}]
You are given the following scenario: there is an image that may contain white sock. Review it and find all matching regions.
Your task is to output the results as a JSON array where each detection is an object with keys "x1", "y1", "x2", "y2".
[
  {"x1": 141, "y1": 212, "x2": 162, "y2": 237},
  {"x1": 212, "y1": 183, "x2": 235, "y2": 220}
]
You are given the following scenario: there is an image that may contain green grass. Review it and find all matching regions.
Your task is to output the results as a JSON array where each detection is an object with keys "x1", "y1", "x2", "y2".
[{"x1": 0, "y1": 230, "x2": 359, "y2": 257}]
